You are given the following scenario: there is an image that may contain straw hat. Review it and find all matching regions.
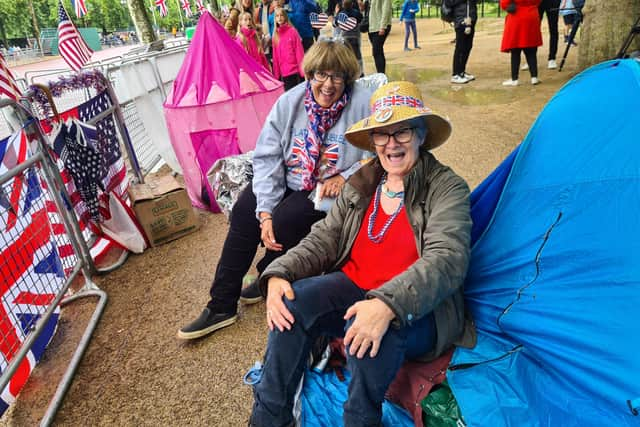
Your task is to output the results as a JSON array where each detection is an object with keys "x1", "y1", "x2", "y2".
[{"x1": 344, "y1": 81, "x2": 452, "y2": 152}]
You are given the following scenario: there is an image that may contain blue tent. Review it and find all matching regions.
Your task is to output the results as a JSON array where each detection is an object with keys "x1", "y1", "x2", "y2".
[{"x1": 449, "y1": 59, "x2": 640, "y2": 426}]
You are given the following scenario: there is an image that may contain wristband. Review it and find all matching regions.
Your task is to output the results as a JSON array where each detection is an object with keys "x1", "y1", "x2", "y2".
[{"x1": 259, "y1": 216, "x2": 273, "y2": 224}]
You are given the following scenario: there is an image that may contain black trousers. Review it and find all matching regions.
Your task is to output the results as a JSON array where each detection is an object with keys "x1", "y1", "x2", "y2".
[
  {"x1": 539, "y1": 0, "x2": 560, "y2": 60},
  {"x1": 453, "y1": 24, "x2": 475, "y2": 76},
  {"x1": 510, "y1": 47, "x2": 538, "y2": 80},
  {"x1": 208, "y1": 185, "x2": 326, "y2": 313},
  {"x1": 282, "y1": 74, "x2": 303, "y2": 91},
  {"x1": 368, "y1": 26, "x2": 391, "y2": 74}
]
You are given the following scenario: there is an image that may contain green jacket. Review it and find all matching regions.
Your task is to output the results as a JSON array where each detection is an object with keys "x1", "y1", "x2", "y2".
[
  {"x1": 368, "y1": 0, "x2": 392, "y2": 32},
  {"x1": 260, "y1": 149, "x2": 477, "y2": 360}
]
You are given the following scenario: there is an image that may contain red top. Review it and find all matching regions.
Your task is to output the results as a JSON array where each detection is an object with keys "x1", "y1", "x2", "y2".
[
  {"x1": 500, "y1": 0, "x2": 543, "y2": 52},
  {"x1": 342, "y1": 197, "x2": 419, "y2": 290}
]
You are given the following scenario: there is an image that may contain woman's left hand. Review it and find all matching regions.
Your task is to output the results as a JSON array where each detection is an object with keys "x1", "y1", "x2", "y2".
[
  {"x1": 343, "y1": 298, "x2": 395, "y2": 359},
  {"x1": 319, "y1": 175, "x2": 346, "y2": 199}
]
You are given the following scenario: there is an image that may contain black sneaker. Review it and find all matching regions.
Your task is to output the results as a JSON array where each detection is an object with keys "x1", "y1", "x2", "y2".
[
  {"x1": 240, "y1": 279, "x2": 264, "y2": 305},
  {"x1": 177, "y1": 308, "x2": 237, "y2": 340}
]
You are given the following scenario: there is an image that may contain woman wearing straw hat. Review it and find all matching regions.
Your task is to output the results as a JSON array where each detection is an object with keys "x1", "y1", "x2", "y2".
[{"x1": 249, "y1": 81, "x2": 476, "y2": 426}]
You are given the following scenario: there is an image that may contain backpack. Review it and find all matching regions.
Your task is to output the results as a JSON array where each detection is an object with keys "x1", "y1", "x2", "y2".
[{"x1": 441, "y1": 0, "x2": 454, "y2": 23}]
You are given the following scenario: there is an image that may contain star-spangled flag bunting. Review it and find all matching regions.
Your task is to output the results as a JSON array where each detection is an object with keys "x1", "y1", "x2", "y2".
[
  {"x1": 196, "y1": 0, "x2": 207, "y2": 14},
  {"x1": 309, "y1": 12, "x2": 329, "y2": 29},
  {"x1": 155, "y1": 0, "x2": 168, "y2": 17},
  {"x1": 181, "y1": 0, "x2": 193, "y2": 17},
  {"x1": 71, "y1": 0, "x2": 88, "y2": 18},
  {"x1": 0, "y1": 129, "x2": 64, "y2": 417},
  {"x1": 0, "y1": 53, "x2": 20, "y2": 101},
  {"x1": 336, "y1": 12, "x2": 358, "y2": 31},
  {"x1": 57, "y1": 1, "x2": 93, "y2": 72}
]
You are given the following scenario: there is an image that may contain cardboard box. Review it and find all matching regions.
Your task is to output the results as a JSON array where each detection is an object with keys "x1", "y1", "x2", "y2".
[{"x1": 129, "y1": 175, "x2": 199, "y2": 247}]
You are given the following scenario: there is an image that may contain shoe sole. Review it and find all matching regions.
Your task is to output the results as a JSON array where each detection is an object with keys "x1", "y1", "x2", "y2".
[
  {"x1": 239, "y1": 295, "x2": 264, "y2": 305},
  {"x1": 176, "y1": 314, "x2": 238, "y2": 340}
]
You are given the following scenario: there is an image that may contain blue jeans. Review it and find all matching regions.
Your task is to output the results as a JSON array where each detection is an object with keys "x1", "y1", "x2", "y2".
[
  {"x1": 404, "y1": 20, "x2": 418, "y2": 48},
  {"x1": 250, "y1": 272, "x2": 436, "y2": 427}
]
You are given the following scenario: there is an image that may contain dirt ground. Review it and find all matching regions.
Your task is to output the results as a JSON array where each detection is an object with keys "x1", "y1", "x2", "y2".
[{"x1": 1, "y1": 17, "x2": 580, "y2": 427}]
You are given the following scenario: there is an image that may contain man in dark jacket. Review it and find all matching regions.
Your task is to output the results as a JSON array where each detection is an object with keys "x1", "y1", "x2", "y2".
[{"x1": 446, "y1": 0, "x2": 478, "y2": 84}]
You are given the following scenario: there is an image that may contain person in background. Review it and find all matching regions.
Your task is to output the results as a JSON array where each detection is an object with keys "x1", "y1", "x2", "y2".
[
  {"x1": 271, "y1": 7, "x2": 305, "y2": 90},
  {"x1": 500, "y1": 0, "x2": 542, "y2": 86},
  {"x1": 237, "y1": 11, "x2": 272, "y2": 72},
  {"x1": 236, "y1": 0, "x2": 255, "y2": 14},
  {"x1": 248, "y1": 81, "x2": 475, "y2": 426},
  {"x1": 367, "y1": 0, "x2": 392, "y2": 74},
  {"x1": 333, "y1": 0, "x2": 364, "y2": 76},
  {"x1": 537, "y1": 0, "x2": 560, "y2": 69},
  {"x1": 400, "y1": 0, "x2": 420, "y2": 51},
  {"x1": 254, "y1": 0, "x2": 276, "y2": 64},
  {"x1": 178, "y1": 40, "x2": 374, "y2": 340},
  {"x1": 446, "y1": 0, "x2": 477, "y2": 84},
  {"x1": 559, "y1": 0, "x2": 578, "y2": 46},
  {"x1": 225, "y1": 17, "x2": 240, "y2": 41},
  {"x1": 286, "y1": 0, "x2": 317, "y2": 51}
]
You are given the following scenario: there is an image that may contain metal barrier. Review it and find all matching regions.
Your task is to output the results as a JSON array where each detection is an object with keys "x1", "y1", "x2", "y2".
[
  {"x1": 26, "y1": 70, "x2": 142, "y2": 274},
  {"x1": 24, "y1": 43, "x2": 189, "y2": 176},
  {"x1": 0, "y1": 98, "x2": 107, "y2": 426}
]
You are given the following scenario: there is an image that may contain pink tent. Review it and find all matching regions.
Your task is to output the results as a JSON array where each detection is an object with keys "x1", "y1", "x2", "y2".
[{"x1": 164, "y1": 12, "x2": 283, "y2": 211}]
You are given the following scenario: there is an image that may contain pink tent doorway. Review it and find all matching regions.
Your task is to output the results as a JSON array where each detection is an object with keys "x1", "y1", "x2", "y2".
[{"x1": 164, "y1": 12, "x2": 283, "y2": 211}]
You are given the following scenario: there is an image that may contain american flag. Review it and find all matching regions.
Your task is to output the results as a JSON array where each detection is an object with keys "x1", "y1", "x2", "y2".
[
  {"x1": 71, "y1": 0, "x2": 88, "y2": 18},
  {"x1": 0, "y1": 129, "x2": 64, "y2": 416},
  {"x1": 181, "y1": 0, "x2": 193, "y2": 17},
  {"x1": 0, "y1": 52, "x2": 20, "y2": 101},
  {"x1": 196, "y1": 0, "x2": 207, "y2": 14},
  {"x1": 155, "y1": 0, "x2": 168, "y2": 17},
  {"x1": 309, "y1": 12, "x2": 329, "y2": 29},
  {"x1": 336, "y1": 12, "x2": 358, "y2": 31},
  {"x1": 38, "y1": 90, "x2": 129, "y2": 263},
  {"x1": 57, "y1": 0, "x2": 93, "y2": 72}
]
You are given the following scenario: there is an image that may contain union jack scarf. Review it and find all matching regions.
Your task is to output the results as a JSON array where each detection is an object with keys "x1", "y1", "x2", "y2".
[{"x1": 298, "y1": 82, "x2": 350, "y2": 190}]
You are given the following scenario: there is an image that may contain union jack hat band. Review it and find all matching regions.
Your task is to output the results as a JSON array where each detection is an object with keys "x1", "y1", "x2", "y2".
[{"x1": 345, "y1": 81, "x2": 452, "y2": 152}]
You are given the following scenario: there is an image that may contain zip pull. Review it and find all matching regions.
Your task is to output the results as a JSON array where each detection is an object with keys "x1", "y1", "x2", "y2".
[{"x1": 627, "y1": 398, "x2": 639, "y2": 416}]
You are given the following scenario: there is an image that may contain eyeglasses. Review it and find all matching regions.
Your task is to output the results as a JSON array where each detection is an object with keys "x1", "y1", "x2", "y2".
[
  {"x1": 313, "y1": 71, "x2": 346, "y2": 85},
  {"x1": 371, "y1": 127, "x2": 414, "y2": 146}
]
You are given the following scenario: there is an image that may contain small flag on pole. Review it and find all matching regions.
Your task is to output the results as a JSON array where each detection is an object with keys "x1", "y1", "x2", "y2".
[
  {"x1": 309, "y1": 12, "x2": 329, "y2": 29},
  {"x1": 155, "y1": 0, "x2": 168, "y2": 17},
  {"x1": 181, "y1": 0, "x2": 193, "y2": 17},
  {"x1": 0, "y1": 53, "x2": 21, "y2": 101},
  {"x1": 336, "y1": 12, "x2": 358, "y2": 31},
  {"x1": 71, "y1": 0, "x2": 88, "y2": 18},
  {"x1": 57, "y1": 0, "x2": 93, "y2": 72},
  {"x1": 196, "y1": 0, "x2": 207, "y2": 14}
]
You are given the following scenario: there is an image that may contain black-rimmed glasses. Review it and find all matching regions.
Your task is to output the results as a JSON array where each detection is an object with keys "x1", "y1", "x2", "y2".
[
  {"x1": 371, "y1": 127, "x2": 414, "y2": 146},
  {"x1": 313, "y1": 70, "x2": 346, "y2": 84}
]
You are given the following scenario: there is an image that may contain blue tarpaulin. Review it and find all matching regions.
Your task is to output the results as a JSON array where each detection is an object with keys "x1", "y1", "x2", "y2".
[{"x1": 449, "y1": 59, "x2": 640, "y2": 426}]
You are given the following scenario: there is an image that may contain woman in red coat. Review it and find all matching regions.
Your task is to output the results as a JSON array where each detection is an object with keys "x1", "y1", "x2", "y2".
[{"x1": 500, "y1": 0, "x2": 543, "y2": 86}]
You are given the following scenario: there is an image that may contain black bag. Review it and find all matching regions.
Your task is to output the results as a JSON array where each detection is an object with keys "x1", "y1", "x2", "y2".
[
  {"x1": 505, "y1": 0, "x2": 516, "y2": 14},
  {"x1": 441, "y1": 1, "x2": 454, "y2": 23},
  {"x1": 360, "y1": 1, "x2": 369, "y2": 33}
]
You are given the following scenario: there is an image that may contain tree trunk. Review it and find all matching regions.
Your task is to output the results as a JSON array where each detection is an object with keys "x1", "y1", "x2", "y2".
[
  {"x1": 127, "y1": 0, "x2": 157, "y2": 44},
  {"x1": 27, "y1": 0, "x2": 41, "y2": 42},
  {"x1": 578, "y1": 0, "x2": 640, "y2": 69}
]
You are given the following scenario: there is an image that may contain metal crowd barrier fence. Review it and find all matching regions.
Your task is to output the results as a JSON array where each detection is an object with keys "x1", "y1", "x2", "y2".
[
  {"x1": 0, "y1": 98, "x2": 107, "y2": 426},
  {"x1": 23, "y1": 44, "x2": 189, "y2": 176}
]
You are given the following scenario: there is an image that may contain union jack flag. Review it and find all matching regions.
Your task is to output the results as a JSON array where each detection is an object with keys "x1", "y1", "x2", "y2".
[
  {"x1": 181, "y1": 0, "x2": 193, "y2": 17},
  {"x1": 335, "y1": 12, "x2": 358, "y2": 31},
  {"x1": 0, "y1": 129, "x2": 64, "y2": 416},
  {"x1": 196, "y1": 0, "x2": 207, "y2": 14},
  {"x1": 155, "y1": 0, "x2": 168, "y2": 17},
  {"x1": 71, "y1": 0, "x2": 88, "y2": 18},
  {"x1": 0, "y1": 52, "x2": 20, "y2": 101},
  {"x1": 309, "y1": 12, "x2": 329, "y2": 29}
]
